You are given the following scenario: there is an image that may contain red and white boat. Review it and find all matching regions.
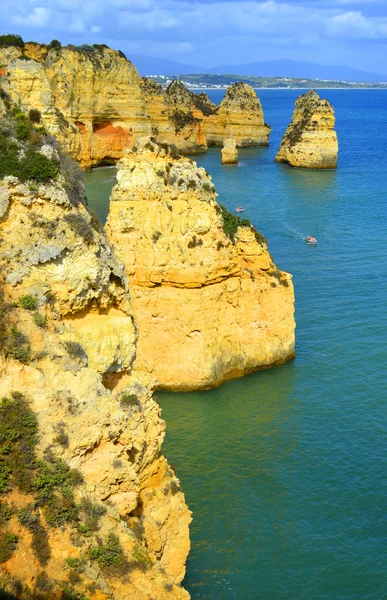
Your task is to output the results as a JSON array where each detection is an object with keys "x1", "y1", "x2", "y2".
[
  {"x1": 305, "y1": 235, "x2": 317, "y2": 245},
  {"x1": 235, "y1": 206, "x2": 244, "y2": 213}
]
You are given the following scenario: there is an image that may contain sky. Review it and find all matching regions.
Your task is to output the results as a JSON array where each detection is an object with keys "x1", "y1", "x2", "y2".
[{"x1": 2, "y1": 0, "x2": 387, "y2": 73}]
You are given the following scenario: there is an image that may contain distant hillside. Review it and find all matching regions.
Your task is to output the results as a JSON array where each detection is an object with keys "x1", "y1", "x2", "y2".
[
  {"x1": 129, "y1": 54, "x2": 203, "y2": 76},
  {"x1": 133, "y1": 55, "x2": 387, "y2": 83},
  {"x1": 210, "y1": 60, "x2": 387, "y2": 83}
]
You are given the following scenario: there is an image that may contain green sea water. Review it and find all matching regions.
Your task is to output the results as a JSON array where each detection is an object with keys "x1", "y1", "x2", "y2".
[{"x1": 84, "y1": 89, "x2": 387, "y2": 599}]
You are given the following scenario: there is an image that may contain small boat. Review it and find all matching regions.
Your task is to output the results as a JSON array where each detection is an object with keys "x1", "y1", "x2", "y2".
[
  {"x1": 305, "y1": 235, "x2": 317, "y2": 245},
  {"x1": 235, "y1": 206, "x2": 244, "y2": 213}
]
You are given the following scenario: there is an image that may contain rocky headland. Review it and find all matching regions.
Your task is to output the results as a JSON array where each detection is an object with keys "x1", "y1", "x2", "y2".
[
  {"x1": 0, "y1": 41, "x2": 270, "y2": 170},
  {"x1": 106, "y1": 137, "x2": 295, "y2": 392},
  {"x1": 275, "y1": 89, "x2": 338, "y2": 169},
  {"x1": 0, "y1": 106, "x2": 190, "y2": 599}
]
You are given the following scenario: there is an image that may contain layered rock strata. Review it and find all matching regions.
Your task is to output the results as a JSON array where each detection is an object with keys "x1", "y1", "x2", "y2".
[
  {"x1": 106, "y1": 138, "x2": 295, "y2": 392},
  {"x1": 206, "y1": 82, "x2": 271, "y2": 147},
  {"x1": 221, "y1": 136, "x2": 239, "y2": 164},
  {"x1": 0, "y1": 135, "x2": 191, "y2": 597},
  {"x1": 275, "y1": 89, "x2": 338, "y2": 168},
  {"x1": 0, "y1": 43, "x2": 270, "y2": 168}
]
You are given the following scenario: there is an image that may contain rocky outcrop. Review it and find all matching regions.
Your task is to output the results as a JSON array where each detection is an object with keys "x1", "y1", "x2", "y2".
[
  {"x1": 275, "y1": 89, "x2": 338, "y2": 169},
  {"x1": 141, "y1": 78, "x2": 208, "y2": 155},
  {"x1": 106, "y1": 138, "x2": 295, "y2": 392},
  {"x1": 206, "y1": 82, "x2": 271, "y2": 147},
  {"x1": 0, "y1": 123, "x2": 191, "y2": 598},
  {"x1": 221, "y1": 136, "x2": 238, "y2": 164},
  {"x1": 0, "y1": 43, "x2": 270, "y2": 168}
]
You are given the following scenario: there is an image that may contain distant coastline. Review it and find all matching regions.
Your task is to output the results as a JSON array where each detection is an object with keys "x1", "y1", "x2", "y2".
[{"x1": 147, "y1": 73, "x2": 387, "y2": 91}]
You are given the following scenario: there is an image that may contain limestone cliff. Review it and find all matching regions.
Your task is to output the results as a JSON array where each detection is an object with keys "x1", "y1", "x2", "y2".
[
  {"x1": 221, "y1": 136, "x2": 238, "y2": 164},
  {"x1": 0, "y1": 43, "x2": 270, "y2": 168},
  {"x1": 0, "y1": 115, "x2": 190, "y2": 598},
  {"x1": 106, "y1": 138, "x2": 295, "y2": 392},
  {"x1": 275, "y1": 89, "x2": 338, "y2": 169},
  {"x1": 206, "y1": 82, "x2": 271, "y2": 147},
  {"x1": 141, "y1": 78, "x2": 208, "y2": 155}
]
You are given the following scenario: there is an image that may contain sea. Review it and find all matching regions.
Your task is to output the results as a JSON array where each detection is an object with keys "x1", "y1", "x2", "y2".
[{"x1": 84, "y1": 89, "x2": 387, "y2": 600}]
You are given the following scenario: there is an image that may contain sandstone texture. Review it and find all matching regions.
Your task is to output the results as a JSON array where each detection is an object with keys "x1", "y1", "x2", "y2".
[
  {"x1": 0, "y1": 130, "x2": 191, "y2": 598},
  {"x1": 0, "y1": 43, "x2": 271, "y2": 169},
  {"x1": 206, "y1": 82, "x2": 271, "y2": 147},
  {"x1": 275, "y1": 89, "x2": 338, "y2": 169},
  {"x1": 106, "y1": 138, "x2": 295, "y2": 392},
  {"x1": 221, "y1": 136, "x2": 239, "y2": 164}
]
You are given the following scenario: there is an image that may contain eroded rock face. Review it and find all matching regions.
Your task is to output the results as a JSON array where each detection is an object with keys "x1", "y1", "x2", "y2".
[
  {"x1": 106, "y1": 138, "x2": 295, "y2": 391},
  {"x1": 0, "y1": 44, "x2": 271, "y2": 168},
  {"x1": 206, "y1": 82, "x2": 271, "y2": 147},
  {"x1": 0, "y1": 166, "x2": 191, "y2": 598},
  {"x1": 221, "y1": 136, "x2": 239, "y2": 164},
  {"x1": 275, "y1": 89, "x2": 338, "y2": 169}
]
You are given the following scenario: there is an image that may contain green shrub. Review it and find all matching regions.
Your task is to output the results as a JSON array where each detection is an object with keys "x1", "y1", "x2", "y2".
[
  {"x1": 120, "y1": 393, "x2": 138, "y2": 409},
  {"x1": 0, "y1": 34, "x2": 24, "y2": 47},
  {"x1": 0, "y1": 533, "x2": 18, "y2": 563},
  {"x1": 33, "y1": 312, "x2": 47, "y2": 328},
  {"x1": 28, "y1": 109, "x2": 41, "y2": 124},
  {"x1": 0, "y1": 502, "x2": 13, "y2": 525},
  {"x1": 15, "y1": 118, "x2": 31, "y2": 141},
  {"x1": 19, "y1": 149, "x2": 59, "y2": 182},
  {"x1": 219, "y1": 204, "x2": 267, "y2": 245},
  {"x1": 48, "y1": 39, "x2": 61, "y2": 50},
  {"x1": 65, "y1": 557, "x2": 79, "y2": 569},
  {"x1": 19, "y1": 294, "x2": 38, "y2": 310},
  {"x1": 0, "y1": 393, "x2": 38, "y2": 494},
  {"x1": 88, "y1": 533, "x2": 128, "y2": 573}
]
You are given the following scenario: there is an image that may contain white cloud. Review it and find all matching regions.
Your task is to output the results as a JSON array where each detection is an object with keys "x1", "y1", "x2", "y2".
[{"x1": 13, "y1": 6, "x2": 50, "y2": 27}]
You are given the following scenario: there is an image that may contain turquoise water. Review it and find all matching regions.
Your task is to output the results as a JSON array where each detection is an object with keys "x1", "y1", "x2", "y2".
[{"x1": 84, "y1": 90, "x2": 387, "y2": 600}]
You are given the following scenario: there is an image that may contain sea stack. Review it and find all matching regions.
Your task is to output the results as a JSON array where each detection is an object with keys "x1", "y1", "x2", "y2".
[
  {"x1": 206, "y1": 82, "x2": 271, "y2": 147},
  {"x1": 221, "y1": 136, "x2": 239, "y2": 164},
  {"x1": 275, "y1": 89, "x2": 338, "y2": 169},
  {"x1": 106, "y1": 137, "x2": 295, "y2": 392}
]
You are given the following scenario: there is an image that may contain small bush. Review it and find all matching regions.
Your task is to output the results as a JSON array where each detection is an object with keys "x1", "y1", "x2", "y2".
[
  {"x1": 33, "y1": 312, "x2": 47, "y2": 328},
  {"x1": 88, "y1": 533, "x2": 129, "y2": 574},
  {"x1": 78, "y1": 497, "x2": 106, "y2": 536},
  {"x1": 48, "y1": 39, "x2": 61, "y2": 50},
  {"x1": 19, "y1": 294, "x2": 38, "y2": 310},
  {"x1": 15, "y1": 118, "x2": 31, "y2": 141},
  {"x1": 120, "y1": 393, "x2": 138, "y2": 409},
  {"x1": 0, "y1": 34, "x2": 24, "y2": 48},
  {"x1": 28, "y1": 109, "x2": 41, "y2": 124},
  {"x1": 187, "y1": 179, "x2": 197, "y2": 190},
  {"x1": 0, "y1": 533, "x2": 18, "y2": 563}
]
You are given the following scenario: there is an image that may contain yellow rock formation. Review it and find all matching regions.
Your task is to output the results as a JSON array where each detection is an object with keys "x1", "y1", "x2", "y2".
[
  {"x1": 106, "y1": 138, "x2": 295, "y2": 391},
  {"x1": 221, "y1": 136, "x2": 239, "y2": 164},
  {"x1": 275, "y1": 89, "x2": 338, "y2": 169},
  {"x1": 0, "y1": 44, "x2": 270, "y2": 168},
  {"x1": 0, "y1": 153, "x2": 191, "y2": 598},
  {"x1": 206, "y1": 82, "x2": 271, "y2": 147}
]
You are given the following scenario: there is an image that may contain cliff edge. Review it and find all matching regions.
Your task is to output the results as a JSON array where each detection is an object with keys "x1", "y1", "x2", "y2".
[
  {"x1": 0, "y1": 107, "x2": 191, "y2": 599},
  {"x1": 0, "y1": 42, "x2": 270, "y2": 169},
  {"x1": 275, "y1": 89, "x2": 338, "y2": 169},
  {"x1": 106, "y1": 138, "x2": 295, "y2": 391}
]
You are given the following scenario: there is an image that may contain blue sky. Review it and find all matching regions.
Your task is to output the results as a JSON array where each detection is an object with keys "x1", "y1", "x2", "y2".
[{"x1": 2, "y1": 0, "x2": 387, "y2": 73}]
